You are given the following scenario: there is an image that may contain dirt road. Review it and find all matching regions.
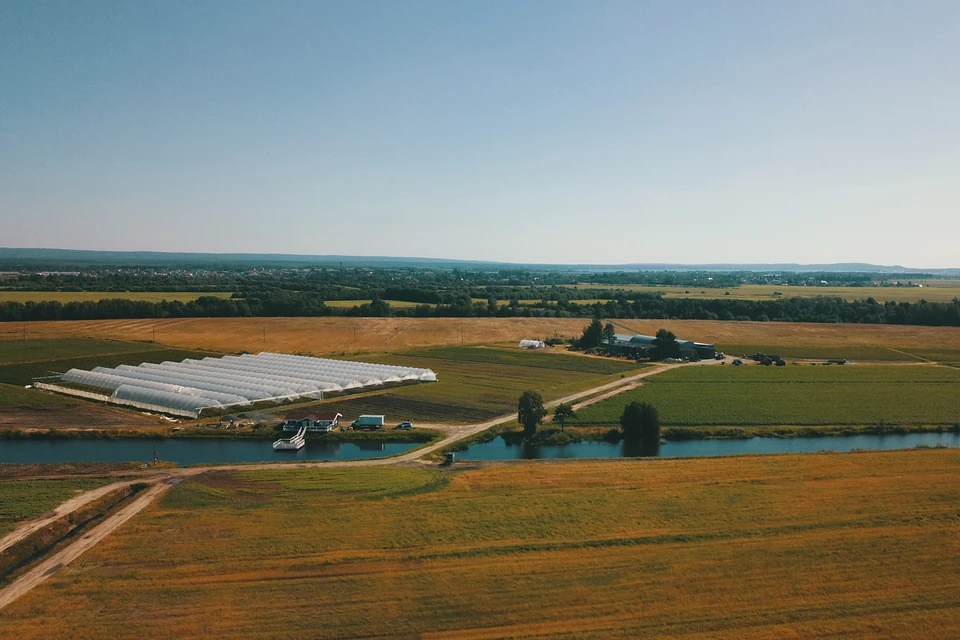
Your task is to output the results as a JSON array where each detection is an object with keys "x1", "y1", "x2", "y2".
[
  {"x1": 0, "y1": 479, "x2": 180, "y2": 611},
  {"x1": 0, "y1": 479, "x2": 132, "y2": 555}
]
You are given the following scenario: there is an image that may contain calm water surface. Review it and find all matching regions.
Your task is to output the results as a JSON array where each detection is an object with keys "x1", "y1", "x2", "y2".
[
  {"x1": 2, "y1": 432, "x2": 958, "y2": 466},
  {"x1": 0, "y1": 438, "x2": 418, "y2": 466},
  {"x1": 457, "y1": 432, "x2": 960, "y2": 460}
]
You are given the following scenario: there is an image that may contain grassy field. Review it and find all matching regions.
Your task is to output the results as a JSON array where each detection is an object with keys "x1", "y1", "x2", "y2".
[
  {"x1": 0, "y1": 478, "x2": 113, "y2": 537},
  {"x1": 292, "y1": 345, "x2": 643, "y2": 424},
  {"x1": 574, "y1": 364, "x2": 960, "y2": 427},
  {"x1": 0, "y1": 291, "x2": 234, "y2": 303},
  {"x1": 3, "y1": 451, "x2": 960, "y2": 637},
  {"x1": 0, "y1": 338, "x2": 174, "y2": 365},
  {"x1": 4, "y1": 316, "x2": 959, "y2": 362},
  {"x1": 0, "y1": 338, "x2": 219, "y2": 386},
  {"x1": 0, "y1": 383, "x2": 81, "y2": 410},
  {"x1": 567, "y1": 282, "x2": 960, "y2": 303}
]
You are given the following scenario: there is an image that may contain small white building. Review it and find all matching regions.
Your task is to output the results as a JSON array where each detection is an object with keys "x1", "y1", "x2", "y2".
[
  {"x1": 284, "y1": 410, "x2": 342, "y2": 432},
  {"x1": 519, "y1": 340, "x2": 546, "y2": 349}
]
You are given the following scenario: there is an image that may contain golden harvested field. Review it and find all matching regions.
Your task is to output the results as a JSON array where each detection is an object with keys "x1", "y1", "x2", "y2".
[
  {"x1": 0, "y1": 317, "x2": 588, "y2": 355},
  {"x1": 2, "y1": 317, "x2": 959, "y2": 361},
  {"x1": 4, "y1": 450, "x2": 960, "y2": 638},
  {"x1": 0, "y1": 291, "x2": 234, "y2": 303},
  {"x1": 568, "y1": 283, "x2": 960, "y2": 303}
]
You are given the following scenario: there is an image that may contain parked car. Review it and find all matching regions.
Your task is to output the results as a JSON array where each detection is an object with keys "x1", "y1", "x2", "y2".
[
  {"x1": 395, "y1": 421, "x2": 413, "y2": 430},
  {"x1": 732, "y1": 359, "x2": 743, "y2": 366}
]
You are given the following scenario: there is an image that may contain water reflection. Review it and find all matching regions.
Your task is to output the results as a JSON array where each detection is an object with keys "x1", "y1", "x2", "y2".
[
  {"x1": 620, "y1": 439, "x2": 660, "y2": 458},
  {"x1": 0, "y1": 439, "x2": 417, "y2": 465},
  {"x1": 458, "y1": 432, "x2": 960, "y2": 461}
]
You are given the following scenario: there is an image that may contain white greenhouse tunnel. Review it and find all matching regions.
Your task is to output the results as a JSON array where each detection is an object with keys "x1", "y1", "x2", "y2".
[{"x1": 60, "y1": 352, "x2": 437, "y2": 418}]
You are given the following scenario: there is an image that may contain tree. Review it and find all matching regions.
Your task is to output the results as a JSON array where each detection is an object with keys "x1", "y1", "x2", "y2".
[
  {"x1": 517, "y1": 391, "x2": 547, "y2": 436},
  {"x1": 620, "y1": 401, "x2": 660, "y2": 441},
  {"x1": 652, "y1": 328, "x2": 680, "y2": 360},
  {"x1": 552, "y1": 403, "x2": 576, "y2": 432},
  {"x1": 602, "y1": 322, "x2": 616, "y2": 348},
  {"x1": 579, "y1": 318, "x2": 604, "y2": 349}
]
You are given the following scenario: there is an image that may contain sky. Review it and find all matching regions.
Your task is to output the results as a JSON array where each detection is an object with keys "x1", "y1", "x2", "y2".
[{"x1": 1, "y1": 1, "x2": 959, "y2": 268}]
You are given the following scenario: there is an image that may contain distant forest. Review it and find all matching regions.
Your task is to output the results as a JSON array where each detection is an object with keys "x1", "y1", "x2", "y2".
[
  {"x1": 1, "y1": 292, "x2": 958, "y2": 327},
  {"x1": 1, "y1": 265, "x2": 958, "y2": 326}
]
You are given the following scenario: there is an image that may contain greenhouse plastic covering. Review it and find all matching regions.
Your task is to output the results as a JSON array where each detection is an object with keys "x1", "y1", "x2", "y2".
[{"x1": 60, "y1": 352, "x2": 436, "y2": 417}]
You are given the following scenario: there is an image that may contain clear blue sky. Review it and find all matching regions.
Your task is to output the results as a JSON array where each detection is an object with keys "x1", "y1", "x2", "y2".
[{"x1": 2, "y1": 1, "x2": 958, "y2": 267}]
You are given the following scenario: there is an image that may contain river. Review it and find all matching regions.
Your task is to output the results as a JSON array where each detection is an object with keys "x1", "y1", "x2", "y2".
[{"x1": 0, "y1": 438, "x2": 419, "y2": 466}]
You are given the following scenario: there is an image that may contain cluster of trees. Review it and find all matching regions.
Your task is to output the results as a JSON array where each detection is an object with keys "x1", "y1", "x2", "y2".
[
  {"x1": 516, "y1": 392, "x2": 580, "y2": 436},
  {"x1": 516, "y1": 391, "x2": 660, "y2": 444},
  {"x1": 537, "y1": 295, "x2": 960, "y2": 326},
  {"x1": 3, "y1": 288, "x2": 960, "y2": 327}
]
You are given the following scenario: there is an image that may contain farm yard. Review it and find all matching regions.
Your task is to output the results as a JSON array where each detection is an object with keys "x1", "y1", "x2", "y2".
[
  {"x1": 573, "y1": 364, "x2": 960, "y2": 427},
  {"x1": 3, "y1": 451, "x2": 960, "y2": 638},
  {"x1": 0, "y1": 320, "x2": 958, "y2": 432}
]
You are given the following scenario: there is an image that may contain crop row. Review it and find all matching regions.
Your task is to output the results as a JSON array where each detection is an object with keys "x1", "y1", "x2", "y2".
[{"x1": 575, "y1": 366, "x2": 960, "y2": 426}]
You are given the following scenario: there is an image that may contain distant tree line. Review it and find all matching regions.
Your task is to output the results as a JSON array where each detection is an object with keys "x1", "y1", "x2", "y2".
[{"x1": 1, "y1": 292, "x2": 959, "y2": 327}]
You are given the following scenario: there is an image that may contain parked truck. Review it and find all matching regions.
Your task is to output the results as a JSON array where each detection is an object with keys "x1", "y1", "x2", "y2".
[{"x1": 351, "y1": 415, "x2": 385, "y2": 431}]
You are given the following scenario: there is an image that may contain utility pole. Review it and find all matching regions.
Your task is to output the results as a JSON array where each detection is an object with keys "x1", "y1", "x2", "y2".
[
  {"x1": 354, "y1": 326, "x2": 357, "y2": 343},
  {"x1": 152, "y1": 326, "x2": 156, "y2": 342},
  {"x1": 263, "y1": 325, "x2": 266, "y2": 343}
]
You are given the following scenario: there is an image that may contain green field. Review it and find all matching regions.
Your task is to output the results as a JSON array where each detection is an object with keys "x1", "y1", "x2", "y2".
[
  {"x1": 296, "y1": 346, "x2": 643, "y2": 424},
  {"x1": 5, "y1": 452, "x2": 960, "y2": 637},
  {"x1": 0, "y1": 478, "x2": 113, "y2": 537},
  {"x1": 0, "y1": 383, "x2": 81, "y2": 410},
  {"x1": 574, "y1": 364, "x2": 960, "y2": 426},
  {"x1": 0, "y1": 338, "x2": 165, "y2": 365},
  {"x1": 0, "y1": 338, "x2": 220, "y2": 386},
  {"x1": 0, "y1": 291, "x2": 234, "y2": 304}
]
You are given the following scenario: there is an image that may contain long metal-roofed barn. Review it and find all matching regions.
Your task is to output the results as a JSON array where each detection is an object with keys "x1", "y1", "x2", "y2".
[
  {"x1": 608, "y1": 334, "x2": 715, "y2": 360},
  {"x1": 58, "y1": 352, "x2": 437, "y2": 418}
]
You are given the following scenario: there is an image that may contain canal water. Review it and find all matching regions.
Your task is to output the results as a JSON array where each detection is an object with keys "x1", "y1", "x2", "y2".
[
  {"x1": 0, "y1": 439, "x2": 419, "y2": 466},
  {"x1": 456, "y1": 431, "x2": 960, "y2": 461},
  {"x1": 2, "y1": 432, "x2": 959, "y2": 466}
]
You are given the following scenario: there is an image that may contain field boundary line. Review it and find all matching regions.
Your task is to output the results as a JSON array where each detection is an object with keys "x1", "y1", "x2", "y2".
[
  {"x1": 0, "y1": 478, "x2": 182, "y2": 612},
  {"x1": 0, "y1": 476, "x2": 171, "y2": 555}
]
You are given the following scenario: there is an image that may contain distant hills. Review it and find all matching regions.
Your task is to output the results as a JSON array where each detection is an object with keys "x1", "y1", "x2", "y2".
[{"x1": 0, "y1": 248, "x2": 956, "y2": 275}]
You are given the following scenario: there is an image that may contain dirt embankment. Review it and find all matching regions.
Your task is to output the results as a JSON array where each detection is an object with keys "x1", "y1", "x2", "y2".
[{"x1": 0, "y1": 403, "x2": 166, "y2": 431}]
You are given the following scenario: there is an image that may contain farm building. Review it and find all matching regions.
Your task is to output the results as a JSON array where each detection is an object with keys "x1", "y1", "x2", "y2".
[
  {"x1": 55, "y1": 352, "x2": 437, "y2": 418},
  {"x1": 284, "y1": 410, "x2": 342, "y2": 432},
  {"x1": 608, "y1": 334, "x2": 715, "y2": 360},
  {"x1": 519, "y1": 339, "x2": 546, "y2": 349}
]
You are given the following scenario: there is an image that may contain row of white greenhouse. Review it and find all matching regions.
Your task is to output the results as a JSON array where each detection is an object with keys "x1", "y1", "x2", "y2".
[{"x1": 59, "y1": 352, "x2": 437, "y2": 418}]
